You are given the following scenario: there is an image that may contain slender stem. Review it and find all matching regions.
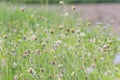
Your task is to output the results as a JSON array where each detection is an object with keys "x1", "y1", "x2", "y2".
[{"x1": 45, "y1": 0, "x2": 48, "y2": 27}]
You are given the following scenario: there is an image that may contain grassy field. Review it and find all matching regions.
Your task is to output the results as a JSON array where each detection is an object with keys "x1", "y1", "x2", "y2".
[{"x1": 0, "y1": 2, "x2": 120, "y2": 80}]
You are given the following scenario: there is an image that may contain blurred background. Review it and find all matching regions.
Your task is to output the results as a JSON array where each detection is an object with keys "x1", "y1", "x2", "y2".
[
  {"x1": 0, "y1": 0, "x2": 120, "y2": 34},
  {"x1": 1, "y1": 0, "x2": 120, "y2": 4}
]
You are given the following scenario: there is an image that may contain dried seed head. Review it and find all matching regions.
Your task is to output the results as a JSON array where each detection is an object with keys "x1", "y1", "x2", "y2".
[
  {"x1": 67, "y1": 28, "x2": 70, "y2": 32},
  {"x1": 59, "y1": 25, "x2": 64, "y2": 30},
  {"x1": 23, "y1": 35, "x2": 26, "y2": 40},
  {"x1": 91, "y1": 63, "x2": 96, "y2": 68},
  {"x1": 49, "y1": 75, "x2": 53, "y2": 79},
  {"x1": 40, "y1": 68, "x2": 45, "y2": 72},
  {"x1": 3, "y1": 35, "x2": 8, "y2": 39},
  {"x1": 20, "y1": 7, "x2": 24, "y2": 12},
  {"x1": 72, "y1": 6, "x2": 76, "y2": 10},
  {"x1": 28, "y1": 68, "x2": 34, "y2": 73},
  {"x1": 49, "y1": 61, "x2": 56, "y2": 65},
  {"x1": 71, "y1": 29, "x2": 75, "y2": 33},
  {"x1": 50, "y1": 29, "x2": 55, "y2": 34},
  {"x1": 35, "y1": 50, "x2": 41, "y2": 55}
]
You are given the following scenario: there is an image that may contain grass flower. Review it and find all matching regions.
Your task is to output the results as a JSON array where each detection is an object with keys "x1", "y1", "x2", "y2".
[
  {"x1": 13, "y1": 74, "x2": 19, "y2": 80},
  {"x1": 20, "y1": 7, "x2": 25, "y2": 12},
  {"x1": 28, "y1": 67, "x2": 36, "y2": 77},
  {"x1": 71, "y1": 6, "x2": 76, "y2": 10},
  {"x1": 31, "y1": 35, "x2": 37, "y2": 40},
  {"x1": 80, "y1": 32, "x2": 86, "y2": 37},
  {"x1": 13, "y1": 62, "x2": 18, "y2": 68}
]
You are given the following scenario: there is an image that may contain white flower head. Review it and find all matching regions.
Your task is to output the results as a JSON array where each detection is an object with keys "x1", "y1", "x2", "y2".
[
  {"x1": 14, "y1": 74, "x2": 19, "y2": 80},
  {"x1": 85, "y1": 66, "x2": 94, "y2": 74},
  {"x1": 64, "y1": 12, "x2": 69, "y2": 17},
  {"x1": 13, "y1": 62, "x2": 18, "y2": 68},
  {"x1": 80, "y1": 32, "x2": 86, "y2": 37}
]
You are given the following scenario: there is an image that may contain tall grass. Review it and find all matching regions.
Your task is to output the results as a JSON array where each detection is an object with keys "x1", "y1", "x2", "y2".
[{"x1": 0, "y1": 1, "x2": 120, "y2": 80}]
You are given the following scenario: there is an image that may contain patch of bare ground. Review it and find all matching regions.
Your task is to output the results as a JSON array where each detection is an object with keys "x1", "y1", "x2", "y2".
[{"x1": 76, "y1": 3, "x2": 120, "y2": 35}]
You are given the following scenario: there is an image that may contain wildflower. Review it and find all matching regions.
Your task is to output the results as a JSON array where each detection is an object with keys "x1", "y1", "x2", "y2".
[
  {"x1": 23, "y1": 50, "x2": 30, "y2": 58},
  {"x1": 13, "y1": 62, "x2": 18, "y2": 68},
  {"x1": 67, "y1": 28, "x2": 70, "y2": 32},
  {"x1": 49, "y1": 75, "x2": 53, "y2": 79},
  {"x1": 3, "y1": 35, "x2": 8, "y2": 39},
  {"x1": 59, "y1": 1, "x2": 64, "y2": 5},
  {"x1": 89, "y1": 38, "x2": 96, "y2": 43},
  {"x1": 72, "y1": 6, "x2": 76, "y2": 10},
  {"x1": 18, "y1": 39, "x2": 22, "y2": 43},
  {"x1": 85, "y1": 75, "x2": 89, "y2": 80},
  {"x1": 31, "y1": 35, "x2": 37, "y2": 40},
  {"x1": 13, "y1": 29, "x2": 17, "y2": 33},
  {"x1": 104, "y1": 70, "x2": 111, "y2": 76},
  {"x1": 14, "y1": 74, "x2": 19, "y2": 80},
  {"x1": 28, "y1": 67, "x2": 36, "y2": 75},
  {"x1": 76, "y1": 30, "x2": 80, "y2": 34},
  {"x1": 40, "y1": 68, "x2": 45, "y2": 72},
  {"x1": 59, "y1": 25, "x2": 64, "y2": 30},
  {"x1": 20, "y1": 7, "x2": 25, "y2": 12},
  {"x1": 50, "y1": 29, "x2": 55, "y2": 34},
  {"x1": 57, "y1": 73, "x2": 63, "y2": 78},
  {"x1": 87, "y1": 52, "x2": 91, "y2": 57},
  {"x1": 98, "y1": 47, "x2": 103, "y2": 52},
  {"x1": 58, "y1": 64, "x2": 63, "y2": 68},
  {"x1": 56, "y1": 40, "x2": 62, "y2": 45},
  {"x1": 53, "y1": 40, "x2": 62, "y2": 50},
  {"x1": 66, "y1": 32, "x2": 68, "y2": 35},
  {"x1": 87, "y1": 22, "x2": 91, "y2": 26},
  {"x1": 71, "y1": 28, "x2": 75, "y2": 33},
  {"x1": 46, "y1": 40, "x2": 49, "y2": 43},
  {"x1": 23, "y1": 35, "x2": 27, "y2": 40},
  {"x1": 102, "y1": 26, "x2": 106, "y2": 30},
  {"x1": 49, "y1": 61, "x2": 56, "y2": 65},
  {"x1": 35, "y1": 50, "x2": 41, "y2": 55},
  {"x1": 80, "y1": 32, "x2": 86, "y2": 37},
  {"x1": 42, "y1": 42, "x2": 46, "y2": 47},
  {"x1": 91, "y1": 63, "x2": 96, "y2": 68},
  {"x1": 113, "y1": 53, "x2": 120, "y2": 65},
  {"x1": 64, "y1": 12, "x2": 69, "y2": 17}
]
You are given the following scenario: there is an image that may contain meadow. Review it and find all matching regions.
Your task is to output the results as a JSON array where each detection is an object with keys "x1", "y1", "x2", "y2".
[{"x1": 0, "y1": 1, "x2": 120, "y2": 80}]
